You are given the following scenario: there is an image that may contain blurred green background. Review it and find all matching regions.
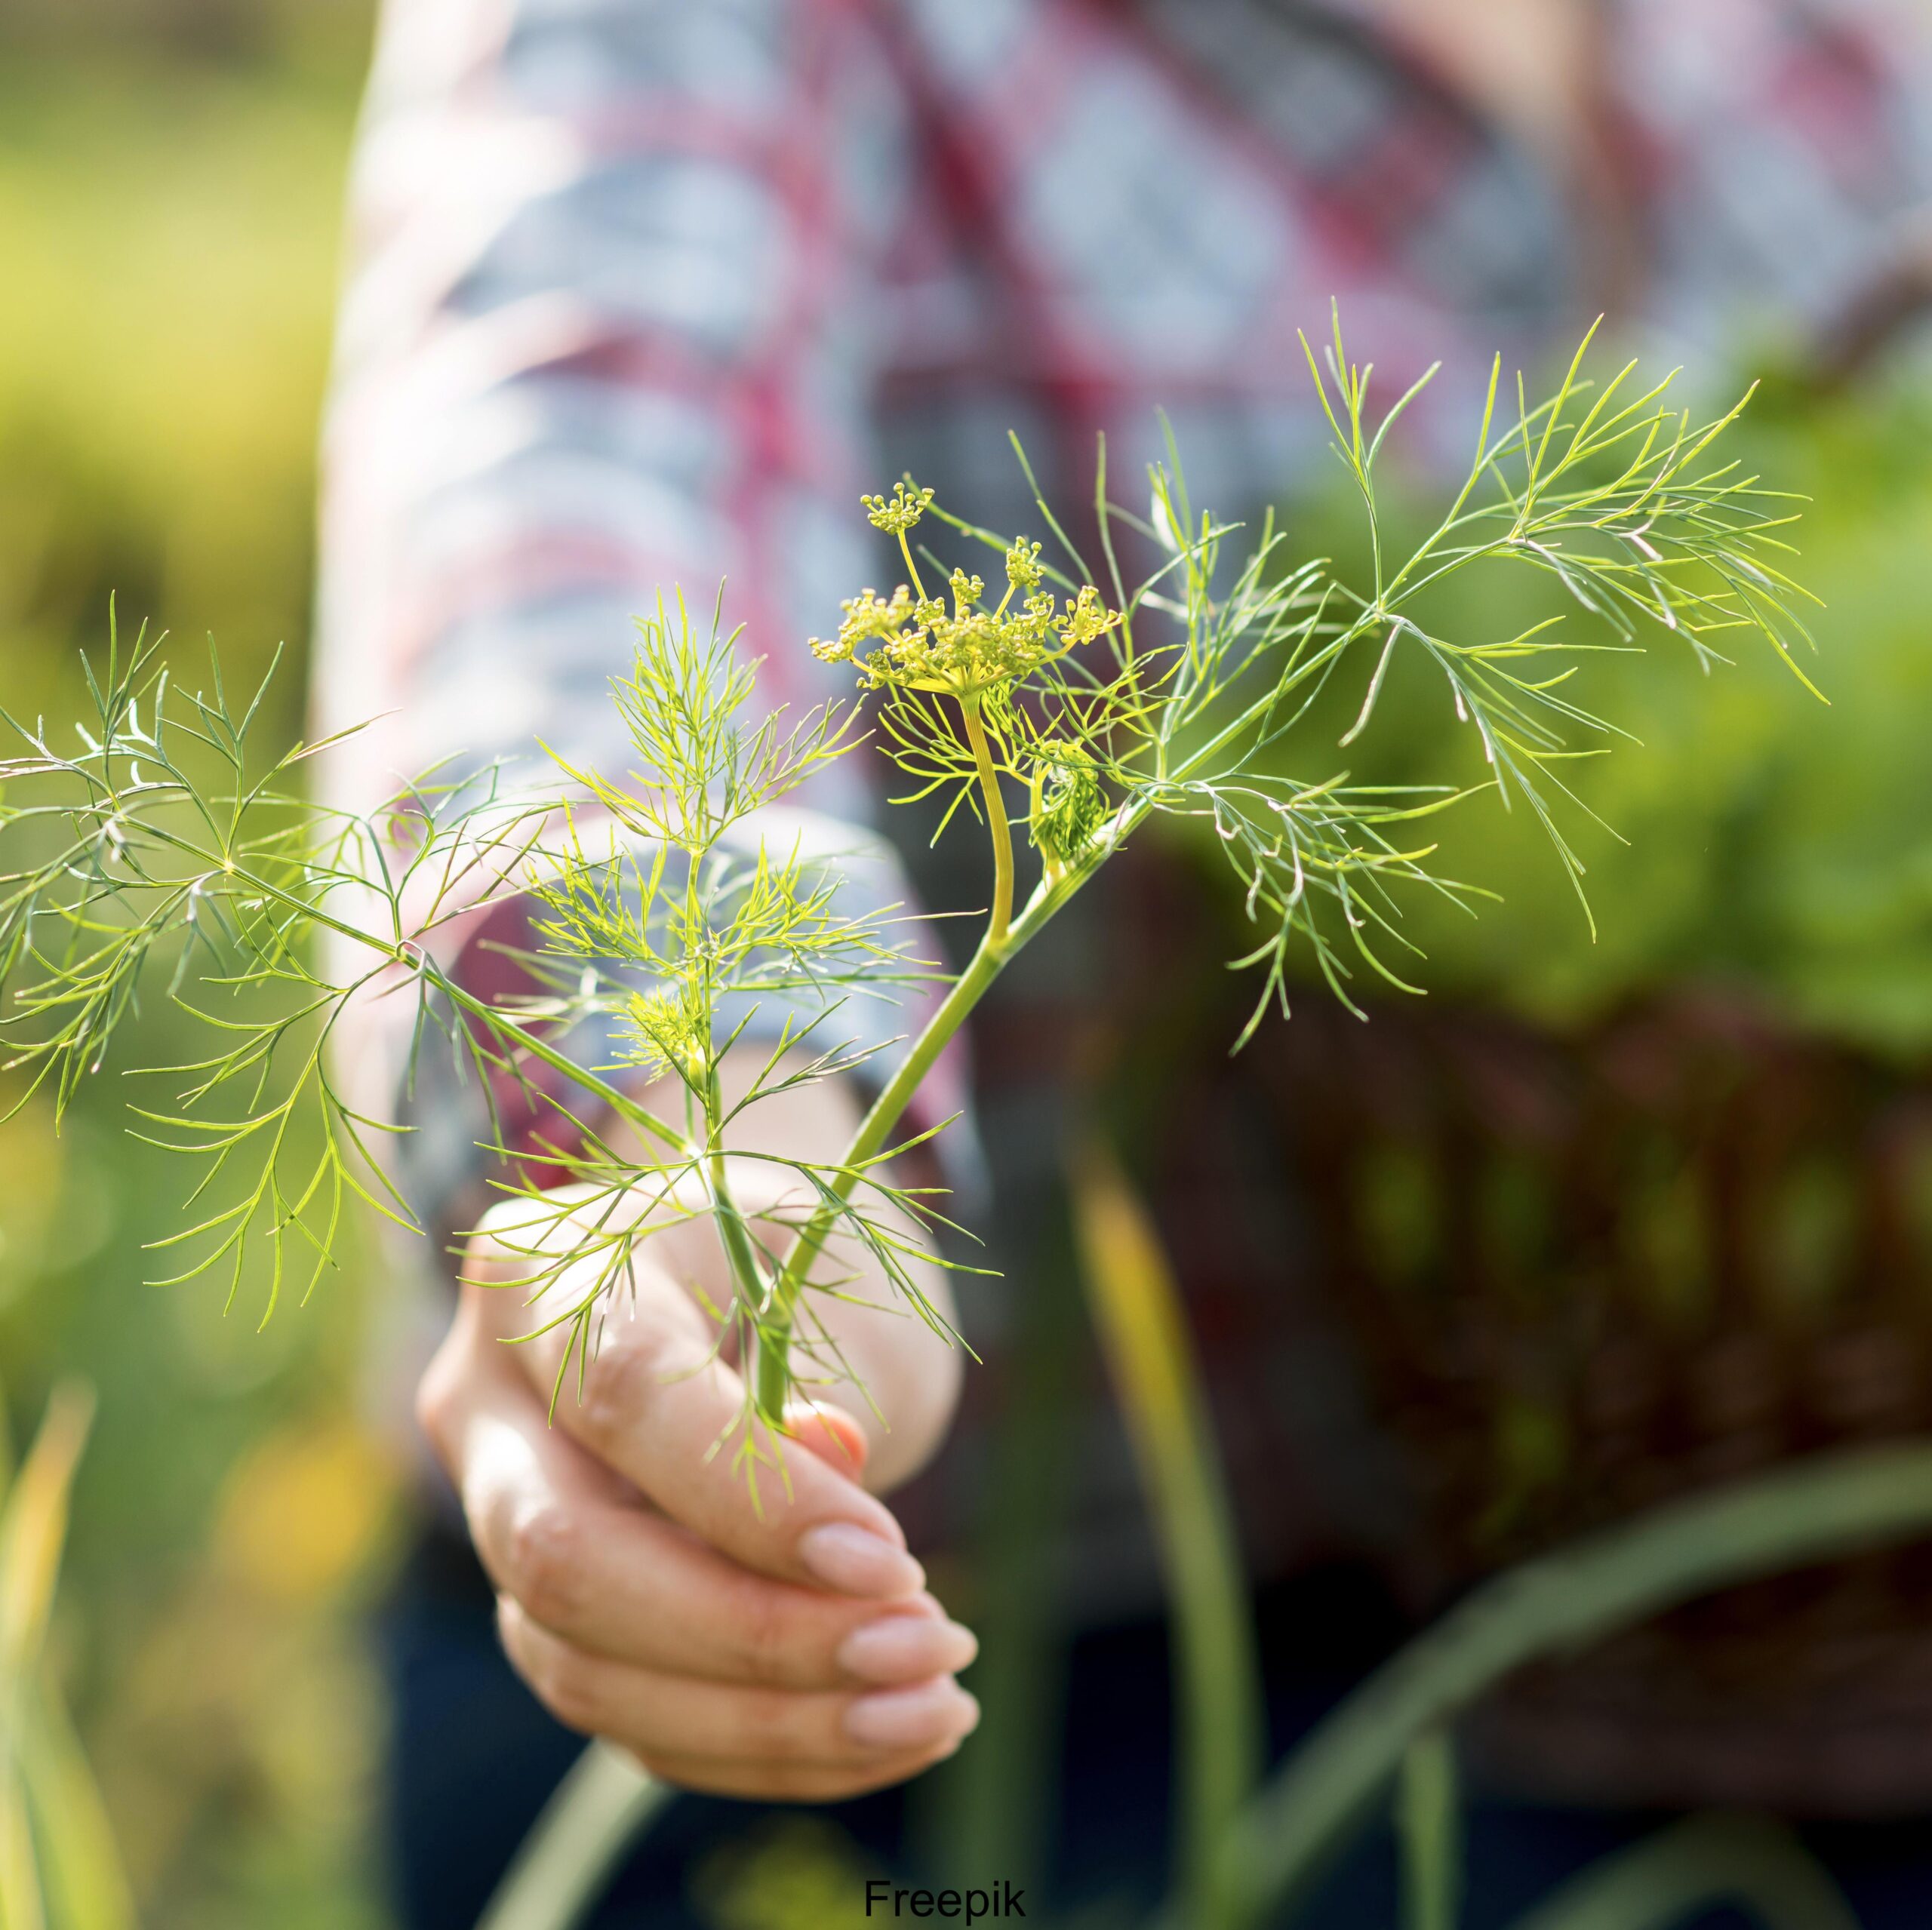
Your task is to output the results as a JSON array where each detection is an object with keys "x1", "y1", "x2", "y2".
[{"x1": 0, "y1": 5, "x2": 395, "y2": 1924}]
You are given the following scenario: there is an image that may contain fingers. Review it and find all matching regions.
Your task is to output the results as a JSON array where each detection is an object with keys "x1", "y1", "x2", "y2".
[
  {"x1": 440, "y1": 1341, "x2": 974, "y2": 1691},
  {"x1": 498, "y1": 1599, "x2": 980, "y2": 1790},
  {"x1": 458, "y1": 1235, "x2": 926, "y2": 1600},
  {"x1": 420, "y1": 1264, "x2": 982, "y2": 1806}
]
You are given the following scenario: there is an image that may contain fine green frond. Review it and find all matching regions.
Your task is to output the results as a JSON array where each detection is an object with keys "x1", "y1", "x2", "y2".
[
  {"x1": 565, "y1": 594, "x2": 864, "y2": 856},
  {"x1": 0, "y1": 315, "x2": 1816, "y2": 1466},
  {"x1": 0, "y1": 622, "x2": 629, "y2": 1320}
]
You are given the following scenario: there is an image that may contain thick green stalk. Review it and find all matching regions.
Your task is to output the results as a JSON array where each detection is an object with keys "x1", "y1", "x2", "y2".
[
  {"x1": 1071, "y1": 1144, "x2": 1265, "y2": 1930},
  {"x1": 1223, "y1": 1440, "x2": 1932, "y2": 1926},
  {"x1": 1397, "y1": 1732, "x2": 1461, "y2": 1930},
  {"x1": 752, "y1": 918, "x2": 1008, "y2": 1418},
  {"x1": 475, "y1": 1742, "x2": 667, "y2": 1930},
  {"x1": 961, "y1": 696, "x2": 1015, "y2": 944},
  {"x1": 750, "y1": 819, "x2": 1081, "y2": 1421}
]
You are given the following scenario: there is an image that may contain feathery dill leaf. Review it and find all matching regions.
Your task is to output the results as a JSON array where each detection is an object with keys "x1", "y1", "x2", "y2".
[{"x1": 0, "y1": 320, "x2": 1815, "y2": 1466}]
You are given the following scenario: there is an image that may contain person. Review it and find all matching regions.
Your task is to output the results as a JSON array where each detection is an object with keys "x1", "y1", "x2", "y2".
[{"x1": 315, "y1": 2, "x2": 1932, "y2": 1923}]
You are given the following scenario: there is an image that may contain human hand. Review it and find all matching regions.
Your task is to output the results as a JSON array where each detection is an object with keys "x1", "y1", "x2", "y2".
[{"x1": 417, "y1": 1081, "x2": 978, "y2": 1800}]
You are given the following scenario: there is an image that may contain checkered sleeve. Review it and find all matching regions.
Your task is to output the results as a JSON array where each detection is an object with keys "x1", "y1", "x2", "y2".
[
  {"x1": 314, "y1": 0, "x2": 973, "y2": 1252},
  {"x1": 1620, "y1": 0, "x2": 1932, "y2": 359}
]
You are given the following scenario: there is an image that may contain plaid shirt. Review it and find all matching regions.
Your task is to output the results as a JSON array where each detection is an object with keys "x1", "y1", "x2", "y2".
[
  {"x1": 320, "y1": 0, "x2": 1932, "y2": 795},
  {"x1": 318, "y1": 0, "x2": 1932, "y2": 1558}
]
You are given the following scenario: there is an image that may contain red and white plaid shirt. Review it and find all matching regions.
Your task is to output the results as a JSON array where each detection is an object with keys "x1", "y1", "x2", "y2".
[{"x1": 317, "y1": 0, "x2": 1932, "y2": 1275}]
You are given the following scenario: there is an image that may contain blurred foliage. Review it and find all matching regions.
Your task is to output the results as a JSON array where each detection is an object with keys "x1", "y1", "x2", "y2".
[
  {"x1": 0, "y1": 8, "x2": 397, "y2": 1928},
  {"x1": 691, "y1": 1817, "x2": 883, "y2": 1930},
  {"x1": 1247, "y1": 368, "x2": 1932, "y2": 1056},
  {"x1": 0, "y1": 1382, "x2": 134, "y2": 1930},
  {"x1": 0, "y1": 0, "x2": 365, "y2": 65}
]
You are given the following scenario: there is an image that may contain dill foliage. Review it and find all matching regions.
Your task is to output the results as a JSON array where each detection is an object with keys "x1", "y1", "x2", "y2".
[{"x1": 0, "y1": 321, "x2": 1815, "y2": 1472}]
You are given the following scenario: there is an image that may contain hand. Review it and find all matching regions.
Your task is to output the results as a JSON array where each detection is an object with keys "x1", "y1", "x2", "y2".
[{"x1": 416, "y1": 1074, "x2": 978, "y2": 1801}]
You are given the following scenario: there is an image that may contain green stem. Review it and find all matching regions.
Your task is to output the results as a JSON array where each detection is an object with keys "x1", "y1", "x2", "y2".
[
  {"x1": 1501, "y1": 1812, "x2": 1858, "y2": 1930},
  {"x1": 1071, "y1": 1144, "x2": 1264, "y2": 1930},
  {"x1": 751, "y1": 819, "x2": 1094, "y2": 1419},
  {"x1": 1397, "y1": 1732, "x2": 1461, "y2": 1930},
  {"x1": 474, "y1": 1742, "x2": 668, "y2": 1930},
  {"x1": 1222, "y1": 1440, "x2": 1932, "y2": 1927},
  {"x1": 752, "y1": 917, "x2": 1011, "y2": 1419},
  {"x1": 962, "y1": 696, "x2": 1014, "y2": 945},
  {"x1": 702, "y1": 1067, "x2": 781, "y2": 1420},
  {"x1": 752, "y1": 708, "x2": 1061, "y2": 1420}
]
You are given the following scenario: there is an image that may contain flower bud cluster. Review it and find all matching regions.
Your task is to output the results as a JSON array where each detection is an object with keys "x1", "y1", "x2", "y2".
[
  {"x1": 811, "y1": 482, "x2": 1119, "y2": 699},
  {"x1": 860, "y1": 480, "x2": 935, "y2": 535},
  {"x1": 620, "y1": 982, "x2": 710, "y2": 1084},
  {"x1": 1028, "y1": 737, "x2": 1106, "y2": 869}
]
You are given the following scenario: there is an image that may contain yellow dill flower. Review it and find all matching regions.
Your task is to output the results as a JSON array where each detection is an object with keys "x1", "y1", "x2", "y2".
[
  {"x1": 861, "y1": 480, "x2": 934, "y2": 536},
  {"x1": 1059, "y1": 583, "x2": 1118, "y2": 648},
  {"x1": 811, "y1": 585, "x2": 922, "y2": 665},
  {"x1": 812, "y1": 492, "x2": 1121, "y2": 699}
]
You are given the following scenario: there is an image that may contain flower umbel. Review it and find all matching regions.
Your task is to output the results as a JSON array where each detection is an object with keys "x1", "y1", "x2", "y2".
[
  {"x1": 810, "y1": 552, "x2": 1121, "y2": 699},
  {"x1": 860, "y1": 479, "x2": 935, "y2": 535}
]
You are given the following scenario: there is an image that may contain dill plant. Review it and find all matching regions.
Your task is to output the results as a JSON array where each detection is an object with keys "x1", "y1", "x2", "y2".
[
  {"x1": 7, "y1": 318, "x2": 1892, "y2": 1930},
  {"x1": 0, "y1": 319, "x2": 1815, "y2": 1485}
]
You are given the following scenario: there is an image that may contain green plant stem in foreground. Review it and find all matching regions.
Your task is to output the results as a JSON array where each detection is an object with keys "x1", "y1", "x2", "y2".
[
  {"x1": 1397, "y1": 1732, "x2": 1461, "y2": 1930},
  {"x1": 1071, "y1": 1144, "x2": 1265, "y2": 1930},
  {"x1": 1223, "y1": 1440, "x2": 1932, "y2": 1928},
  {"x1": 0, "y1": 1382, "x2": 136, "y2": 1930},
  {"x1": 1503, "y1": 1812, "x2": 1858, "y2": 1930},
  {"x1": 476, "y1": 1742, "x2": 667, "y2": 1930},
  {"x1": 752, "y1": 869, "x2": 1060, "y2": 1420}
]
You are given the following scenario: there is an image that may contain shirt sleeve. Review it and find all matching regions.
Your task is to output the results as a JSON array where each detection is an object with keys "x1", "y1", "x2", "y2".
[
  {"x1": 313, "y1": 0, "x2": 974, "y2": 1252},
  {"x1": 1617, "y1": 0, "x2": 1932, "y2": 363}
]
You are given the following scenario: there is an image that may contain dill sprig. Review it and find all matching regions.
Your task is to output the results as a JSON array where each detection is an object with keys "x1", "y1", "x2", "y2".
[{"x1": 0, "y1": 318, "x2": 1817, "y2": 1471}]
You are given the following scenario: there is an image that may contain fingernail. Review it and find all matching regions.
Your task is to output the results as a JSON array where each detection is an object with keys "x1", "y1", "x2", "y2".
[
  {"x1": 844, "y1": 1679, "x2": 981, "y2": 1751},
  {"x1": 798, "y1": 1522, "x2": 926, "y2": 1598},
  {"x1": 838, "y1": 1615, "x2": 979, "y2": 1686}
]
